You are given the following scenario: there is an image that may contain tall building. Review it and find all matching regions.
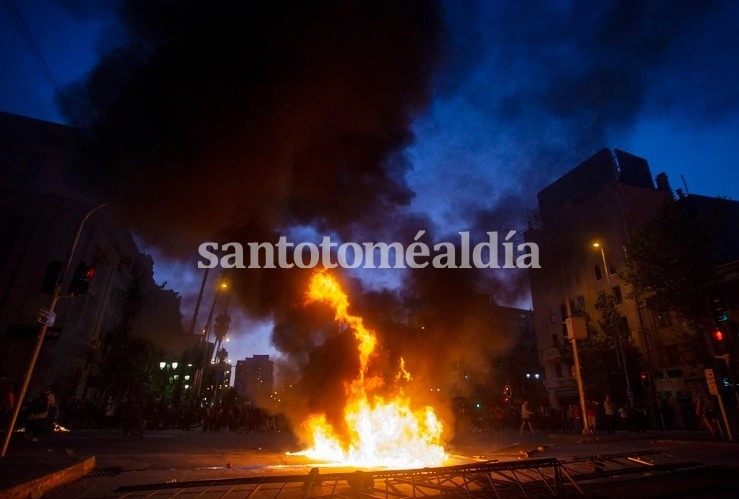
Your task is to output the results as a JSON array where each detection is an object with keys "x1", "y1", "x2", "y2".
[
  {"x1": 525, "y1": 149, "x2": 671, "y2": 408},
  {"x1": 526, "y1": 148, "x2": 739, "y2": 410},
  {"x1": 202, "y1": 359, "x2": 232, "y2": 406},
  {"x1": 234, "y1": 355, "x2": 274, "y2": 406},
  {"x1": 0, "y1": 111, "x2": 187, "y2": 403}
]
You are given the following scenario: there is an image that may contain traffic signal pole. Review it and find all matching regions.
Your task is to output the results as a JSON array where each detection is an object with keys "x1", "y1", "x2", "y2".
[{"x1": 1, "y1": 203, "x2": 108, "y2": 457}]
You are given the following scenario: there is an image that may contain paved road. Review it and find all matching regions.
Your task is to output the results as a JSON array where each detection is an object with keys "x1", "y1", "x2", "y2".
[{"x1": 5, "y1": 428, "x2": 738, "y2": 498}]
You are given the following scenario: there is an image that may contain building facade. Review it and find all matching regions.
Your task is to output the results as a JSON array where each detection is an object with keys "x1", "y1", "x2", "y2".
[
  {"x1": 0, "y1": 112, "x2": 186, "y2": 407},
  {"x1": 234, "y1": 354, "x2": 275, "y2": 406},
  {"x1": 526, "y1": 149, "x2": 672, "y2": 408},
  {"x1": 526, "y1": 148, "x2": 739, "y2": 411}
]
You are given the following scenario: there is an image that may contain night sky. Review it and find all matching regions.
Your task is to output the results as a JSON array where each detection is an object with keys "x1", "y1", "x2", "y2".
[{"x1": 3, "y1": 0, "x2": 739, "y2": 368}]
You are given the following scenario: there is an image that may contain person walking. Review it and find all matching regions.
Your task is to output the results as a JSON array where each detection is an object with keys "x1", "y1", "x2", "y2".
[
  {"x1": 603, "y1": 394, "x2": 617, "y2": 435},
  {"x1": 519, "y1": 399, "x2": 535, "y2": 436},
  {"x1": 43, "y1": 386, "x2": 57, "y2": 433},
  {"x1": 25, "y1": 391, "x2": 49, "y2": 441}
]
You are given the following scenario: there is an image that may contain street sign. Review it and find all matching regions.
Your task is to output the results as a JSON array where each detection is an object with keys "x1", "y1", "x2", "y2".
[
  {"x1": 565, "y1": 316, "x2": 587, "y2": 340},
  {"x1": 704, "y1": 368, "x2": 719, "y2": 395},
  {"x1": 37, "y1": 307, "x2": 56, "y2": 327}
]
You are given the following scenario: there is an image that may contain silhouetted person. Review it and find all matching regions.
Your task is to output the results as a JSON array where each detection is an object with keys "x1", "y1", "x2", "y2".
[
  {"x1": 603, "y1": 395, "x2": 617, "y2": 435},
  {"x1": 519, "y1": 399, "x2": 534, "y2": 435}
]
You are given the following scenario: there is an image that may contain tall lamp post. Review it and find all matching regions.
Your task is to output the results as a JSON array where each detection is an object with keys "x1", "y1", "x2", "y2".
[
  {"x1": 195, "y1": 281, "x2": 228, "y2": 401},
  {"x1": 593, "y1": 242, "x2": 633, "y2": 407},
  {"x1": 1, "y1": 202, "x2": 109, "y2": 457}
]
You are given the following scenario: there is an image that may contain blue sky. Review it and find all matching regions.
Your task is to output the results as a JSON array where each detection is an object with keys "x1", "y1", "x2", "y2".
[{"x1": 3, "y1": 0, "x2": 739, "y2": 365}]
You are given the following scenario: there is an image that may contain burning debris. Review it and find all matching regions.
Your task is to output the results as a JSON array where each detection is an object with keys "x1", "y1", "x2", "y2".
[
  {"x1": 66, "y1": 1, "x2": 520, "y2": 457},
  {"x1": 289, "y1": 270, "x2": 447, "y2": 468}
]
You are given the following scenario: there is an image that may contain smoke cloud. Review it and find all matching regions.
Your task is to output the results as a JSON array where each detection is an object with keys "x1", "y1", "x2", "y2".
[{"x1": 62, "y1": 0, "x2": 739, "y2": 436}]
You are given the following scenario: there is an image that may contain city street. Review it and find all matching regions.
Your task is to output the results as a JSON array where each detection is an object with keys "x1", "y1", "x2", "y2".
[{"x1": 2, "y1": 427, "x2": 738, "y2": 498}]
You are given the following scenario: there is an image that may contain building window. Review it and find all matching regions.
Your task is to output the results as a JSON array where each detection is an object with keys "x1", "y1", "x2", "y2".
[
  {"x1": 576, "y1": 295, "x2": 585, "y2": 309},
  {"x1": 554, "y1": 362, "x2": 563, "y2": 378},
  {"x1": 612, "y1": 286, "x2": 623, "y2": 304},
  {"x1": 594, "y1": 265, "x2": 602, "y2": 280},
  {"x1": 552, "y1": 334, "x2": 559, "y2": 348}
]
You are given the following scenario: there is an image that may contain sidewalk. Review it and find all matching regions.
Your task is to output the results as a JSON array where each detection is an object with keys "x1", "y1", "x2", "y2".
[{"x1": 0, "y1": 452, "x2": 95, "y2": 499}]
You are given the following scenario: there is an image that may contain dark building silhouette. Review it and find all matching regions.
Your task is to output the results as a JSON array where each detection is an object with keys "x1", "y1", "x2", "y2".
[
  {"x1": 0, "y1": 112, "x2": 187, "y2": 405},
  {"x1": 234, "y1": 355, "x2": 274, "y2": 406}
]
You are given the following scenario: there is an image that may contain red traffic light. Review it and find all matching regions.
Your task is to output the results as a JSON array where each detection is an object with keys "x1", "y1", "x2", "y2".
[
  {"x1": 712, "y1": 329, "x2": 725, "y2": 342},
  {"x1": 640, "y1": 371, "x2": 651, "y2": 390},
  {"x1": 69, "y1": 262, "x2": 96, "y2": 296}
]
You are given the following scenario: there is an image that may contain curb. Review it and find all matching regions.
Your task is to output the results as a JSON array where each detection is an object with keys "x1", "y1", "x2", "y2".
[{"x1": 0, "y1": 456, "x2": 96, "y2": 499}]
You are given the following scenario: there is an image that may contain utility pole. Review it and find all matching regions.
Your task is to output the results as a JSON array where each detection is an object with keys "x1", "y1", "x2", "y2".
[
  {"x1": 561, "y1": 263, "x2": 590, "y2": 435},
  {"x1": 2, "y1": 203, "x2": 109, "y2": 457}
]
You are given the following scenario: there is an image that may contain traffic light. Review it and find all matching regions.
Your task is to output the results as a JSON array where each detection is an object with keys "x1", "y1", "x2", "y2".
[
  {"x1": 503, "y1": 384, "x2": 512, "y2": 403},
  {"x1": 710, "y1": 327, "x2": 727, "y2": 355},
  {"x1": 68, "y1": 262, "x2": 96, "y2": 296},
  {"x1": 640, "y1": 372, "x2": 651, "y2": 390}
]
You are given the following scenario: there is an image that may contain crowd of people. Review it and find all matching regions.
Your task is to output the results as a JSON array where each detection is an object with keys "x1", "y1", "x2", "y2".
[
  {"x1": 0, "y1": 383, "x2": 289, "y2": 441},
  {"x1": 63, "y1": 395, "x2": 289, "y2": 436},
  {"x1": 453, "y1": 392, "x2": 726, "y2": 438},
  {"x1": 3, "y1": 380, "x2": 726, "y2": 443}
]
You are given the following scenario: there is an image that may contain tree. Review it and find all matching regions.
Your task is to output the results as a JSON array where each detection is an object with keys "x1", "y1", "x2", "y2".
[
  {"x1": 99, "y1": 281, "x2": 163, "y2": 400},
  {"x1": 593, "y1": 292, "x2": 643, "y2": 397},
  {"x1": 619, "y1": 198, "x2": 724, "y2": 360},
  {"x1": 558, "y1": 292, "x2": 643, "y2": 400},
  {"x1": 215, "y1": 347, "x2": 229, "y2": 364},
  {"x1": 212, "y1": 312, "x2": 231, "y2": 363},
  {"x1": 620, "y1": 199, "x2": 718, "y2": 322}
]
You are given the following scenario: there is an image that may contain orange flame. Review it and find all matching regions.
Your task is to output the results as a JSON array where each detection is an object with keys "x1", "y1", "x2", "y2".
[{"x1": 293, "y1": 269, "x2": 447, "y2": 468}]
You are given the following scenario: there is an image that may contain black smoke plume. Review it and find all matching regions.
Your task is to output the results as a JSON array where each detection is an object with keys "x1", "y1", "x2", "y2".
[{"x1": 67, "y1": 0, "x2": 460, "y2": 436}]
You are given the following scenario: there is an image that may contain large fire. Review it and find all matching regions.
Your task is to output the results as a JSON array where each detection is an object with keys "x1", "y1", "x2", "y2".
[{"x1": 291, "y1": 270, "x2": 447, "y2": 468}]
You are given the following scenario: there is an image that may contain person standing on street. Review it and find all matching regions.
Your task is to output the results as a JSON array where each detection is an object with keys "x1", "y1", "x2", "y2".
[
  {"x1": 604, "y1": 394, "x2": 617, "y2": 435},
  {"x1": 520, "y1": 399, "x2": 535, "y2": 436},
  {"x1": 43, "y1": 386, "x2": 57, "y2": 433}
]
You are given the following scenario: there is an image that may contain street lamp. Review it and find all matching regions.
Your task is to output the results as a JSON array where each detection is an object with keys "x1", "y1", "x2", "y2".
[
  {"x1": 592, "y1": 241, "x2": 633, "y2": 407},
  {"x1": 592, "y1": 242, "x2": 611, "y2": 285}
]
